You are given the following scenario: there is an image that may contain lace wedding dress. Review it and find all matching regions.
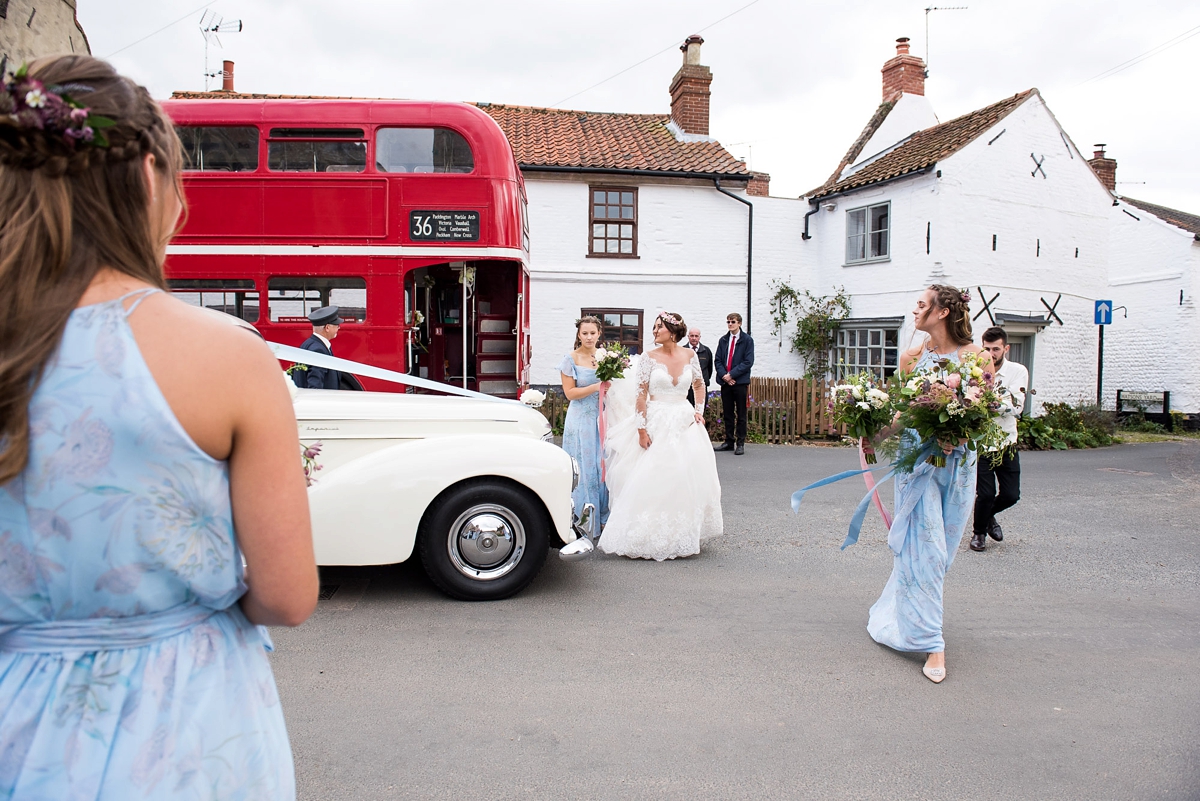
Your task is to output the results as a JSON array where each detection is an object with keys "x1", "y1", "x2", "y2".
[{"x1": 599, "y1": 350, "x2": 723, "y2": 560}]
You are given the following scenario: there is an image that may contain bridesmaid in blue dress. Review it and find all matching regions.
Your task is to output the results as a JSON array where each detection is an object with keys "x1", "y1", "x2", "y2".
[
  {"x1": 559, "y1": 316, "x2": 610, "y2": 528},
  {"x1": 0, "y1": 56, "x2": 317, "y2": 798},
  {"x1": 864, "y1": 285, "x2": 985, "y2": 684}
]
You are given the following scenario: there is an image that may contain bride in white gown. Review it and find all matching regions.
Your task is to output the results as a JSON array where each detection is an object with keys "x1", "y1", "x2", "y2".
[{"x1": 599, "y1": 312, "x2": 723, "y2": 560}]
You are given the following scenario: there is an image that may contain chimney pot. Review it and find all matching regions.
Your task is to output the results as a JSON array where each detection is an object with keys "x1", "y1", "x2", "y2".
[
  {"x1": 881, "y1": 36, "x2": 925, "y2": 101},
  {"x1": 222, "y1": 60, "x2": 235, "y2": 92},
  {"x1": 681, "y1": 34, "x2": 704, "y2": 66}
]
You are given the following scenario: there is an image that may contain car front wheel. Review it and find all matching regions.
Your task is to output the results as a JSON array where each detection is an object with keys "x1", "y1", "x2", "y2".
[{"x1": 417, "y1": 479, "x2": 550, "y2": 601}]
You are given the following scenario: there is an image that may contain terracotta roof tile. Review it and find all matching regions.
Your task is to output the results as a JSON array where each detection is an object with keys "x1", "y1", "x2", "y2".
[
  {"x1": 476, "y1": 103, "x2": 750, "y2": 177},
  {"x1": 1120, "y1": 197, "x2": 1200, "y2": 238},
  {"x1": 809, "y1": 89, "x2": 1037, "y2": 198}
]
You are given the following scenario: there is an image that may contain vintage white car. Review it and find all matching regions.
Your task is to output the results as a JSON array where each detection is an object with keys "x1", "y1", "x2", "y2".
[
  {"x1": 292, "y1": 386, "x2": 593, "y2": 600},
  {"x1": 217, "y1": 312, "x2": 593, "y2": 601}
]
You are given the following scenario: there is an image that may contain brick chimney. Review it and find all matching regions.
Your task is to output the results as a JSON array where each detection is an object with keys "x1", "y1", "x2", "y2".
[
  {"x1": 881, "y1": 37, "x2": 925, "y2": 101},
  {"x1": 221, "y1": 60, "x2": 235, "y2": 92},
  {"x1": 670, "y1": 35, "x2": 712, "y2": 136},
  {"x1": 747, "y1": 171, "x2": 771, "y2": 197},
  {"x1": 1088, "y1": 144, "x2": 1117, "y2": 191}
]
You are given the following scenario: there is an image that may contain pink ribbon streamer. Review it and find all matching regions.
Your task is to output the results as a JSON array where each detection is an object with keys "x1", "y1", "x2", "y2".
[
  {"x1": 859, "y1": 441, "x2": 893, "y2": 531},
  {"x1": 597, "y1": 383, "x2": 608, "y2": 482}
]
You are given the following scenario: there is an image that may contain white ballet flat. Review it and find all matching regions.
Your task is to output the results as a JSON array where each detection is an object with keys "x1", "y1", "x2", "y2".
[{"x1": 922, "y1": 665, "x2": 946, "y2": 684}]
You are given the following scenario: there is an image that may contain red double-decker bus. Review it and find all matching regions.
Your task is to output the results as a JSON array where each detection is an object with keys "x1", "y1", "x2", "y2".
[{"x1": 161, "y1": 94, "x2": 531, "y2": 396}]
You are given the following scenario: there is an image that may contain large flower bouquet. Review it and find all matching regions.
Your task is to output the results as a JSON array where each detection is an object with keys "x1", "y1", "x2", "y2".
[
  {"x1": 829, "y1": 372, "x2": 893, "y2": 463},
  {"x1": 593, "y1": 342, "x2": 631, "y2": 382},
  {"x1": 893, "y1": 351, "x2": 1007, "y2": 470}
]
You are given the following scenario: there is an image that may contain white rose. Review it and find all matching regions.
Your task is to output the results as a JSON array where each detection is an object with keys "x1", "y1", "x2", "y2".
[
  {"x1": 851, "y1": 386, "x2": 864, "y2": 399},
  {"x1": 520, "y1": 388, "x2": 545, "y2": 407},
  {"x1": 594, "y1": 348, "x2": 609, "y2": 361}
]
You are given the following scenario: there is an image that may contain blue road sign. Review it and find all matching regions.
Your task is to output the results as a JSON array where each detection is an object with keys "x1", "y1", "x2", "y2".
[{"x1": 1095, "y1": 300, "x2": 1113, "y2": 325}]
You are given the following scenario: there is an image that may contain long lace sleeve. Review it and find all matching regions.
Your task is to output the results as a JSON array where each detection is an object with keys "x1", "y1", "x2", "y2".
[
  {"x1": 634, "y1": 355, "x2": 653, "y2": 429},
  {"x1": 689, "y1": 351, "x2": 706, "y2": 416}
]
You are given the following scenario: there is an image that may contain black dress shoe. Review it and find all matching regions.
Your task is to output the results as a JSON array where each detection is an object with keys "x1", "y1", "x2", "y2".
[
  {"x1": 734, "y1": 444, "x2": 745, "y2": 455},
  {"x1": 969, "y1": 532, "x2": 987, "y2": 551},
  {"x1": 988, "y1": 520, "x2": 1004, "y2": 542},
  {"x1": 714, "y1": 442, "x2": 734, "y2": 452}
]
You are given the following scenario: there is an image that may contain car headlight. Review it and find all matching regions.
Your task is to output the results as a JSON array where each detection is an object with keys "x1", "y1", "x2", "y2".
[{"x1": 570, "y1": 456, "x2": 580, "y2": 490}]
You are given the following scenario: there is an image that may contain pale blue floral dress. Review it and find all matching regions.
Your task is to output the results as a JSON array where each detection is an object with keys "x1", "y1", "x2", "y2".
[
  {"x1": 559, "y1": 355, "x2": 609, "y2": 527},
  {"x1": 0, "y1": 290, "x2": 295, "y2": 800},
  {"x1": 867, "y1": 349, "x2": 978, "y2": 654}
]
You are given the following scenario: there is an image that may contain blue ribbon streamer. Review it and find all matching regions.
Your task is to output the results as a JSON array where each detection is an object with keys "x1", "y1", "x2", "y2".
[
  {"x1": 791, "y1": 443, "x2": 937, "y2": 551},
  {"x1": 269, "y1": 342, "x2": 520, "y2": 404}
]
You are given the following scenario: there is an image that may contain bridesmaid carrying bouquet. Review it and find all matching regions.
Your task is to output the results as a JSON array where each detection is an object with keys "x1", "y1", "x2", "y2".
[{"x1": 559, "y1": 316, "x2": 609, "y2": 529}]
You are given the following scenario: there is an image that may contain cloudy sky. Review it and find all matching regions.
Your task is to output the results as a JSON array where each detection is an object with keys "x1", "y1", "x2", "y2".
[{"x1": 79, "y1": 0, "x2": 1198, "y2": 210}]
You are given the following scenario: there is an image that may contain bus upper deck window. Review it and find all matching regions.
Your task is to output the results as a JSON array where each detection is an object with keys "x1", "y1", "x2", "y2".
[
  {"x1": 376, "y1": 128, "x2": 474, "y2": 174},
  {"x1": 177, "y1": 127, "x2": 259, "y2": 172},
  {"x1": 267, "y1": 128, "x2": 366, "y2": 173}
]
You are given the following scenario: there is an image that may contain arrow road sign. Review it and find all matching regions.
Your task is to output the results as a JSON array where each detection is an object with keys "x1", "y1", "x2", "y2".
[{"x1": 1095, "y1": 300, "x2": 1113, "y2": 325}]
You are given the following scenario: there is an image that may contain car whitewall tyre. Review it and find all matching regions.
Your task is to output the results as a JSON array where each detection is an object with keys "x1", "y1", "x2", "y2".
[{"x1": 417, "y1": 479, "x2": 550, "y2": 601}]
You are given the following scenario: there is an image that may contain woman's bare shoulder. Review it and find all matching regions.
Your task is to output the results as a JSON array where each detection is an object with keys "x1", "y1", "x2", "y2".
[{"x1": 136, "y1": 292, "x2": 281, "y2": 377}]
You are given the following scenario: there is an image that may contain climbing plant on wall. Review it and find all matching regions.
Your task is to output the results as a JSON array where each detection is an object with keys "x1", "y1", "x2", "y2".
[{"x1": 767, "y1": 280, "x2": 851, "y2": 378}]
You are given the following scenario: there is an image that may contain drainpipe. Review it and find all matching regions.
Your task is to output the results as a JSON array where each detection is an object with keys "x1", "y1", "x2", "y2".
[
  {"x1": 713, "y1": 178, "x2": 753, "y2": 335},
  {"x1": 802, "y1": 198, "x2": 819, "y2": 240}
]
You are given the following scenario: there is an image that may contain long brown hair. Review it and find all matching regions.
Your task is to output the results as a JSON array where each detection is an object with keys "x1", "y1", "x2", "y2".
[
  {"x1": 928, "y1": 284, "x2": 973, "y2": 346},
  {"x1": 0, "y1": 55, "x2": 184, "y2": 484}
]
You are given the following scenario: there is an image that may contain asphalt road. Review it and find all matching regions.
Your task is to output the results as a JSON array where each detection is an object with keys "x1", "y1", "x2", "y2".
[{"x1": 269, "y1": 440, "x2": 1200, "y2": 801}]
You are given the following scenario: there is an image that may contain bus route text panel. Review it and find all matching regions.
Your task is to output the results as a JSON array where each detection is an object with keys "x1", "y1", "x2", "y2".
[{"x1": 409, "y1": 210, "x2": 481, "y2": 242}]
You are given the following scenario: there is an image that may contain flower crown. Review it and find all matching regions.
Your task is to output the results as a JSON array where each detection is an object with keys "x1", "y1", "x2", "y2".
[
  {"x1": 658, "y1": 312, "x2": 682, "y2": 325},
  {"x1": 959, "y1": 289, "x2": 971, "y2": 304},
  {"x1": 1, "y1": 64, "x2": 114, "y2": 150}
]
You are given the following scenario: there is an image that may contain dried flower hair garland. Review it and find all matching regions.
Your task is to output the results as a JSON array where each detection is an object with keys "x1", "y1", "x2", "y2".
[{"x1": 0, "y1": 63, "x2": 115, "y2": 150}]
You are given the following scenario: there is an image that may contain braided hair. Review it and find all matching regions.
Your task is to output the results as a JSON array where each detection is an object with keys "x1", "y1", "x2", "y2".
[
  {"x1": 927, "y1": 284, "x2": 974, "y2": 346},
  {"x1": 0, "y1": 55, "x2": 184, "y2": 484}
]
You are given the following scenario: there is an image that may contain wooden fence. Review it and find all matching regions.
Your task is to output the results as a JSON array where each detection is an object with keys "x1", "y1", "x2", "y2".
[
  {"x1": 536, "y1": 376, "x2": 841, "y2": 444},
  {"x1": 745, "y1": 376, "x2": 842, "y2": 443}
]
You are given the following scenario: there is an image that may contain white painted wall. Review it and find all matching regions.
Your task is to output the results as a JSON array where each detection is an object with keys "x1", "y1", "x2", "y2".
[
  {"x1": 1104, "y1": 204, "x2": 1200, "y2": 411},
  {"x1": 525, "y1": 179, "x2": 754, "y2": 388}
]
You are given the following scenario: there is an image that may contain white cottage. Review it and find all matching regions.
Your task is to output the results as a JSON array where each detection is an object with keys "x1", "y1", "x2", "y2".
[
  {"x1": 767, "y1": 38, "x2": 1124, "y2": 412},
  {"x1": 479, "y1": 36, "x2": 780, "y2": 387}
]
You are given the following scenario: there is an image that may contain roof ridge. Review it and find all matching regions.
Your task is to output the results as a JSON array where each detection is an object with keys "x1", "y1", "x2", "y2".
[
  {"x1": 1120, "y1": 196, "x2": 1200, "y2": 237},
  {"x1": 475, "y1": 102, "x2": 668, "y2": 120}
]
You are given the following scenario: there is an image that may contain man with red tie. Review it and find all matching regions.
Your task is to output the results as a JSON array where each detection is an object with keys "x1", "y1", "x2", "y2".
[{"x1": 712, "y1": 312, "x2": 754, "y2": 455}]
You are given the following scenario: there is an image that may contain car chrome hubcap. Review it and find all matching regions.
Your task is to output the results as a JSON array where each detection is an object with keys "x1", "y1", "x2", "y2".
[{"x1": 447, "y1": 504, "x2": 525, "y2": 581}]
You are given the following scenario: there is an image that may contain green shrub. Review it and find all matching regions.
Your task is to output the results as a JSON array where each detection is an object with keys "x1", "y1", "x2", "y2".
[{"x1": 1019, "y1": 402, "x2": 1116, "y2": 450}]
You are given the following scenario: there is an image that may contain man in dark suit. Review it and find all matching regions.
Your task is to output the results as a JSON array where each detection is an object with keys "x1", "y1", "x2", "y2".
[
  {"x1": 292, "y1": 305, "x2": 342, "y2": 390},
  {"x1": 712, "y1": 312, "x2": 754, "y2": 455},
  {"x1": 685, "y1": 326, "x2": 714, "y2": 409}
]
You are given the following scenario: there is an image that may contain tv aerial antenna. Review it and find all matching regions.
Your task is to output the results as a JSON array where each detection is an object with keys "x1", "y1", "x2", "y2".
[
  {"x1": 200, "y1": 9, "x2": 243, "y2": 90},
  {"x1": 924, "y1": 5, "x2": 967, "y2": 77}
]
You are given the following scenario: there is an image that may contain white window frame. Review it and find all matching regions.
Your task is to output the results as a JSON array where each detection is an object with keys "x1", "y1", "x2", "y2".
[
  {"x1": 833, "y1": 319, "x2": 902, "y2": 381},
  {"x1": 845, "y1": 201, "x2": 890, "y2": 265}
]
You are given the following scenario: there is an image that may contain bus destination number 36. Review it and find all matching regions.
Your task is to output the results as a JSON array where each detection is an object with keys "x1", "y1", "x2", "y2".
[{"x1": 409, "y1": 210, "x2": 481, "y2": 242}]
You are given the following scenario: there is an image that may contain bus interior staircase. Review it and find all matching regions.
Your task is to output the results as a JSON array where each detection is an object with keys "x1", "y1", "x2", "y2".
[{"x1": 475, "y1": 314, "x2": 518, "y2": 398}]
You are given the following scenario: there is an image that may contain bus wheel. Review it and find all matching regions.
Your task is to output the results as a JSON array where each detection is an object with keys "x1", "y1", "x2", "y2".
[{"x1": 417, "y1": 479, "x2": 549, "y2": 601}]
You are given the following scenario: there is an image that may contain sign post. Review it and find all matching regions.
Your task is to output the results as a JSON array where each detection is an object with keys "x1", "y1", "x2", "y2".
[{"x1": 1095, "y1": 300, "x2": 1112, "y2": 406}]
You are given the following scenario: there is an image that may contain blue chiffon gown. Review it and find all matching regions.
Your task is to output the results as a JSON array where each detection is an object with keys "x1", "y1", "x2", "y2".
[
  {"x1": 0, "y1": 290, "x2": 295, "y2": 799},
  {"x1": 867, "y1": 349, "x2": 978, "y2": 654},
  {"x1": 559, "y1": 355, "x2": 609, "y2": 527}
]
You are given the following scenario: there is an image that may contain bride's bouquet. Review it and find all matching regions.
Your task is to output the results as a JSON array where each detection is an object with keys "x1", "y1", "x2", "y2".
[
  {"x1": 593, "y1": 342, "x2": 631, "y2": 382},
  {"x1": 828, "y1": 372, "x2": 893, "y2": 464},
  {"x1": 893, "y1": 351, "x2": 1007, "y2": 470}
]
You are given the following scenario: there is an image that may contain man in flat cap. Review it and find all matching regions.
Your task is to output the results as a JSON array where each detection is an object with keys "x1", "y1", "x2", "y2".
[{"x1": 292, "y1": 305, "x2": 342, "y2": 390}]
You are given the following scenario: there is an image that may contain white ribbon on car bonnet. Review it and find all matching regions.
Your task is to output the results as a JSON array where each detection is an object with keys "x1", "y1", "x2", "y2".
[{"x1": 269, "y1": 342, "x2": 517, "y2": 404}]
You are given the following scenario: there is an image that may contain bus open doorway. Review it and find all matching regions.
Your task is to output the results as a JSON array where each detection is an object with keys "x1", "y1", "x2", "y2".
[{"x1": 405, "y1": 260, "x2": 522, "y2": 397}]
